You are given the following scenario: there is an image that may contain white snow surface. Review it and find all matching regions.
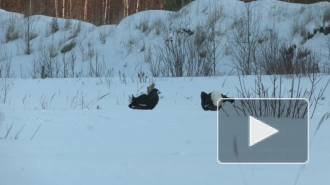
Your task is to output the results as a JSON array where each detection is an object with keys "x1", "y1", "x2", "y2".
[
  {"x1": 0, "y1": 0, "x2": 330, "y2": 184},
  {"x1": 0, "y1": 76, "x2": 329, "y2": 185}
]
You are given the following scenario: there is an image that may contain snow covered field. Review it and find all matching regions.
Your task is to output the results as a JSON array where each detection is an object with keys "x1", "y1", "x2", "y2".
[
  {"x1": 0, "y1": 76, "x2": 329, "y2": 185},
  {"x1": 0, "y1": 0, "x2": 330, "y2": 184}
]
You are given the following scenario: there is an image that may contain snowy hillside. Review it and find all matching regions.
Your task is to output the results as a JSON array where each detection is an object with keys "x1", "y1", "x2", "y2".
[{"x1": 0, "y1": 0, "x2": 330, "y2": 77}]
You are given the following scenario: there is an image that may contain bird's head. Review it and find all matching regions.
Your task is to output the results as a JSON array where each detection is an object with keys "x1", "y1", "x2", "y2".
[
  {"x1": 149, "y1": 88, "x2": 161, "y2": 95},
  {"x1": 153, "y1": 88, "x2": 161, "y2": 94}
]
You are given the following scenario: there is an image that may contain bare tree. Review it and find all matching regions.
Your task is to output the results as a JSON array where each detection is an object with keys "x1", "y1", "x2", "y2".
[
  {"x1": 0, "y1": 0, "x2": 167, "y2": 25},
  {"x1": 84, "y1": 0, "x2": 88, "y2": 21},
  {"x1": 62, "y1": 0, "x2": 66, "y2": 18},
  {"x1": 229, "y1": 2, "x2": 262, "y2": 75},
  {"x1": 205, "y1": 5, "x2": 225, "y2": 75},
  {"x1": 55, "y1": 0, "x2": 59, "y2": 17},
  {"x1": 20, "y1": 5, "x2": 37, "y2": 55},
  {"x1": 104, "y1": 0, "x2": 109, "y2": 24},
  {"x1": 123, "y1": 0, "x2": 129, "y2": 17},
  {"x1": 69, "y1": 0, "x2": 72, "y2": 17},
  {"x1": 29, "y1": 0, "x2": 32, "y2": 13},
  {"x1": 136, "y1": 0, "x2": 140, "y2": 12}
]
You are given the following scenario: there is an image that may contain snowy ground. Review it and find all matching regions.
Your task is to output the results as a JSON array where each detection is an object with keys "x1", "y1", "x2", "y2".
[
  {"x1": 0, "y1": 0, "x2": 330, "y2": 184},
  {"x1": 0, "y1": 76, "x2": 329, "y2": 185}
]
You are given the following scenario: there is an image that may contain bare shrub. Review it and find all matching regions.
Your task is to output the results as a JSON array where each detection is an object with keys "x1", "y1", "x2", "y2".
[
  {"x1": 140, "y1": 41, "x2": 146, "y2": 52},
  {"x1": 87, "y1": 41, "x2": 95, "y2": 59},
  {"x1": 121, "y1": 36, "x2": 137, "y2": 54},
  {"x1": 67, "y1": 89, "x2": 108, "y2": 110},
  {"x1": 119, "y1": 70, "x2": 127, "y2": 84},
  {"x1": 153, "y1": 18, "x2": 163, "y2": 35},
  {"x1": 5, "y1": 16, "x2": 20, "y2": 43},
  {"x1": 0, "y1": 76, "x2": 14, "y2": 104},
  {"x1": 79, "y1": 90, "x2": 88, "y2": 109},
  {"x1": 61, "y1": 55, "x2": 70, "y2": 78},
  {"x1": 88, "y1": 53, "x2": 107, "y2": 77},
  {"x1": 205, "y1": 4, "x2": 225, "y2": 76},
  {"x1": 0, "y1": 49, "x2": 14, "y2": 78},
  {"x1": 64, "y1": 19, "x2": 72, "y2": 31},
  {"x1": 234, "y1": 73, "x2": 330, "y2": 119},
  {"x1": 98, "y1": 28, "x2": 109, "y2": 44},
  {"x1": 322, "y1": 35, "x2": 330, "y2": 70},
  {"x1": 262, "y1": 44, "x2": 320, "y2": 76},
  {"x1": 323, "y1": 5, "x2": 330, "y2": 23},
  {"x1": 101, "y1": 67, "x2": 114, "y2": 89},
  {"x1": 1, "y1": 57, "x2": 14, "y2": 79},
  {"x1": 78, "y1": 40, "x2": 95, "y2": 61},
  {"x1": 206, "y1": 3, "x2": 224, "y2": 27},
  {"x1": 260, "y1": 28, "x2": 281, "y2": 75},
  {"x1": 291, "y1": 18, "x2": 300, "y2": 37},
  {"x1": 75, "y1": 69, "x2": 85, "y2": 78},
  {"x1": 70, "y1": 21, "x2": 81, "y2": 39},
  {"x1": 78, "y1": 41, "x2": 87, "y2": 61},
  {"x1": 294, "y1": 48, "x2": 320, "y2": 75},
  {"x1": 67, "y1": 90, "x2": 79, "y2": 109},
  {"x1": 136, "y1": 19, "x2": 151, "y2": 35},
  {"x1": 150, "y1": 16, "x2": 224, "y2": 77},
  {"x1": 18, "y1": 15, "x2": 38, "y2": 55},
  {"x1": 65, "y1": 51, "x2": 77, "y2": 78},
  {"x1": 149, "y1": 58, "x2": 161, "y2": 77},
  {"x1": 49, "y1": 18, "x2": 59, "y2": 34},
  {"x1": 143, "y1": 47, "x2": 152, "y2": 63},
  {"x1": 137, "y1": 67, "x2": 147, "y2": 83},
  {"x1": 229, "y1": 3, "x2": 262, "y2": 75},
  {"x1": 48, "y1": 36, "x2": 59, "y2": 58},
  {"x1": 0, "y1": 54, "x2": 14, "y2": 104},
  {"x1": 61, "y1": 40, "x2": 76, "y2": 53},
  {"x1": 30, "y1": 47, "x2": 61, "y2": 78},
  {"x1": 31, "y1": 47, "x2": 77, "y2": 79},
  {"x1": 320, "y1": 59, "x2": 330, "y2": 75},
  {"x1": 39, "y1": 93, "x2": 56, "y2": 109},
  {"x1": 29, "y1": 57, "x2": 40, "y2": 79}
]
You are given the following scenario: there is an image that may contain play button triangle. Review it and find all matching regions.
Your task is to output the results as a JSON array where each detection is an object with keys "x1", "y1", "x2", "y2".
[{"x1": 249, "y1": 116, "x2": 279, "y2": 147}]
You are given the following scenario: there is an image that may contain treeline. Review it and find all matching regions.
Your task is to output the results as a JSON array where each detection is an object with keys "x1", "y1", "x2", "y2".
[
  {"x1": 0, "y1": 0, "x2": 193, "y2": 26},
  {"x1": 280, "y1": 0, "x2": 329, "y2": 3},
  {"x1": 0, "y1": 0, "x2": 326, "y2": 25}
]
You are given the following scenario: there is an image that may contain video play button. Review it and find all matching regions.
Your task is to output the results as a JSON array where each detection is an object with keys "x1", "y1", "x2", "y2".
[
  {"x1": 249, "y1": 116, "x2": 279, "y2": 147},
  {"x1": 217, "y1": 98, "x2": 309, "y2": 164}
]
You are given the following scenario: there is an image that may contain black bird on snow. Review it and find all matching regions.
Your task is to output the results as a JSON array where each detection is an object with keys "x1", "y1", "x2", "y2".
[
  {"x1": 128, "y1": 88, "x2": 161, "y2": 110},
  {"x1": 201, "y1": 91, "x2": 235, "y2": 111}
]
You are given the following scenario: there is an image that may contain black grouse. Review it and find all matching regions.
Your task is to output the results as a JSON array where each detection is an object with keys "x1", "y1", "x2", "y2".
[
  {"x1": 201, "y1": 91, "x2": 235, "y2": 111},
  {"x1": 128, "y1": 88, "x2": 161, "y2": 110}
]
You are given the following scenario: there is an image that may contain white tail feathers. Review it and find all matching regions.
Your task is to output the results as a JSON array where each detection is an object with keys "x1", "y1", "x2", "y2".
[{"x1": 211, "y1": 91, "x2": 223, "y2": 106}]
